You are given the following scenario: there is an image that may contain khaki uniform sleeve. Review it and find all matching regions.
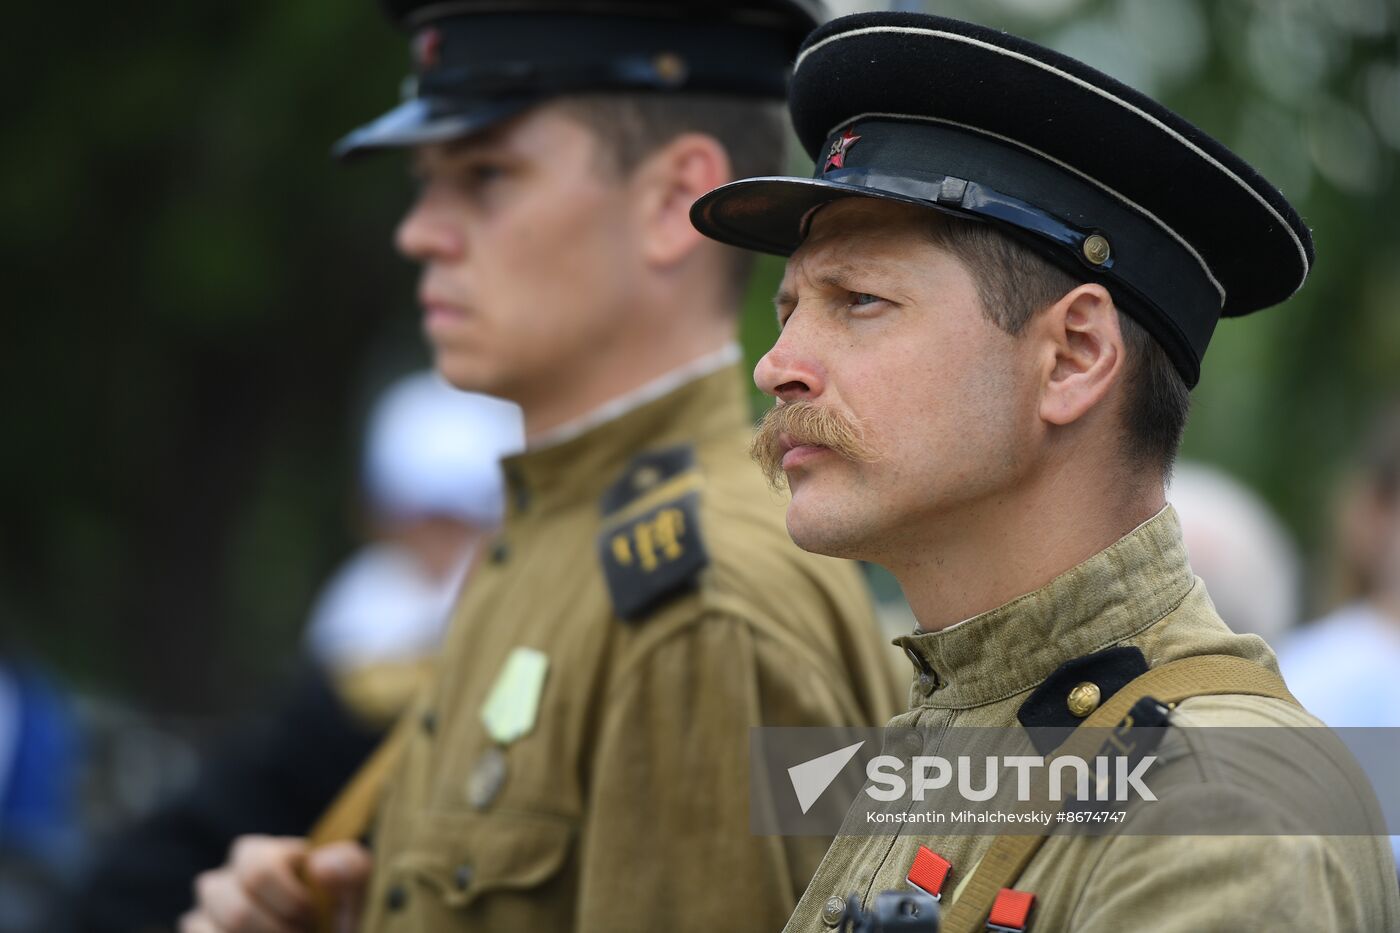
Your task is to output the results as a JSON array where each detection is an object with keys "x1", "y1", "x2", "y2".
[
  {"x1": 1067, "y1": 784, "x2": 1397, "y2": 931},
  {"x1": 573, "y1": 610, "x2": 855, "y2": 933}
]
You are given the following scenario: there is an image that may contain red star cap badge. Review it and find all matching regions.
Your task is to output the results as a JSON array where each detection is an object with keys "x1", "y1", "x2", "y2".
[
  {"x1": 414, "y1": 27, "x2": 442, "y2": 71},
  {"x1": 823, "y1": 127, "x2": 861, "y2": 172}
]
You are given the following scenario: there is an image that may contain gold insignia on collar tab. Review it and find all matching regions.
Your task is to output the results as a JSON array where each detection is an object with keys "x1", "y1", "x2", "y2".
[
  {"x1": 611, "y1": 506, "x2": 687, "y2": 572},
  {"x1": 1067, "y1": 680, "x2": 1102, "y2": 717}
]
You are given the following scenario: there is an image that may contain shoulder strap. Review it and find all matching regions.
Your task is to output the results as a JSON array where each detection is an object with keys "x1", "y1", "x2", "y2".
[
  {"x1": 307, "y1": 711, "x2": 411, "y2": 847},
  {"x1": 940, "y1": 655, "x2": 1298, "y2": 933},
  {"x1": 300, "y1": 710, "x2": 412, "y2": 932},
  {"x1": 306, "y1": 542, "x2": 493, "y2": 847},
  {"x1": 597, "y1": 445, "x2": 709, "y2": 623}
]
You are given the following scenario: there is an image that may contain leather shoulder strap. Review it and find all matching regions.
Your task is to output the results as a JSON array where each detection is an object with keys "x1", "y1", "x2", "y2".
[
  {"x1": 940, "y1": 655, "x2": 1298, "y2": 933},
  {"x1": 300, "y1": 711, "x2": 412, "y2": 932},
  {"x1": 307, "y1": 710, "x2": 411, "y2": 847}
]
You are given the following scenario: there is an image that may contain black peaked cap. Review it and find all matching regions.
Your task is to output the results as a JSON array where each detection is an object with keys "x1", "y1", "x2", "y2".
[
  {"x1": 690, "y1": 12, "x2": 1315, "y2": 386},
  {"x1": 334, "y1": 0, "x2": 824, "y2": 159}
]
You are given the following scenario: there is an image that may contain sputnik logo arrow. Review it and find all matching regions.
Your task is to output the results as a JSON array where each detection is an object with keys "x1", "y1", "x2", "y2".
[{"x1": 788, "y1": 741, "x2": 865, "y2": 814}]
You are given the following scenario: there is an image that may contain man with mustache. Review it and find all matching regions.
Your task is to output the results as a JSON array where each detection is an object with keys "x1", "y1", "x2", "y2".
[
  {"x1": 693, "y1": 10, "x2": 1400, "y2": 932},
  {"x1": 178, "y1": 2, "x2": 905, "y2": 932}
]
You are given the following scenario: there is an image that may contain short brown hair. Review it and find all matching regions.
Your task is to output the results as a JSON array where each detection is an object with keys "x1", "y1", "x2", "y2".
[
  {"x1": 923, "y1": 214, "x2": 1191, "y2": 475},
  {"x1": 554, "y1": 93, "x2": 786, "y2": 300}
]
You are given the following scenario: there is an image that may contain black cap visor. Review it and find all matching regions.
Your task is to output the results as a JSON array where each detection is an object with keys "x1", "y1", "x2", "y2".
[
  {"x1": 333, "y1": 96, "x2": 534, "y2": 159},
  {"x1": 694, "y1": 170, "x2": 1119, "y2": 262}
]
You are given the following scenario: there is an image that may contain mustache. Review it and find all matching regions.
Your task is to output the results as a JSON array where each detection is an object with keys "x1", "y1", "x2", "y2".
[{"x1": 750, "y1": 401, "x2": 877, "y2": 489}]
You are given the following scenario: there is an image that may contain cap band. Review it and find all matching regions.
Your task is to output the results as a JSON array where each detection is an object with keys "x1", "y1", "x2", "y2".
[{"x1": 413, "y1": 13, "x2": 797, "y2": 101}]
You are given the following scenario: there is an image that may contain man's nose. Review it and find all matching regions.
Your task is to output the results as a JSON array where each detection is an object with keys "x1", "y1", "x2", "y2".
[
  {"x1": 754, "y1": 329, "x2": 825, "y2": 403},
  {"x1": 394, "y1": 192, "x2": 462, "y2": 263}
]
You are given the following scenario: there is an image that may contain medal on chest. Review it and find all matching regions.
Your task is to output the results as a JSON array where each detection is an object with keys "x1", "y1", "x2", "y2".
[{"x1": 466, "y1": 646, "x2": 550, "y2": 809}]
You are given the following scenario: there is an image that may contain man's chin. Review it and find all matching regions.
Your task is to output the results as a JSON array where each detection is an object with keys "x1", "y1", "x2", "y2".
[
  {"x1": 783, "y1": 491, "x2": 873, "y2": 561},
  {"x1": 432, "y1": 351, "x2": 495, "y2": 395}
]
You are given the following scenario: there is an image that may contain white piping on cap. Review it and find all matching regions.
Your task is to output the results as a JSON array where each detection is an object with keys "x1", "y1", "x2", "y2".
[
  {"x1": 796, "y1": 25, "x2": 1310, "y2": 297},
  {"x1": 827, "y1": 110, "x2": 1226, "y2": 306}
]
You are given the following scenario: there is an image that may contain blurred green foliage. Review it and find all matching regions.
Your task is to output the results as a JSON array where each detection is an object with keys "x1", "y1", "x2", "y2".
[
  {"x1": 4, "y1": 0, "x2": 1398, "y2": 711},
  {"x1": 3, "y1": 1, "x2": 425, "y2": 710}
]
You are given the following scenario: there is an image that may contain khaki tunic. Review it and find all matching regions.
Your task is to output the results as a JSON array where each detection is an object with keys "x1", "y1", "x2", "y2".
[
  {"x1": 787, "y1": 507, "x2": 1400, "y2": 932},
  {"x1": 361, "y1": 365, "x2": 904, "y2": 932}
]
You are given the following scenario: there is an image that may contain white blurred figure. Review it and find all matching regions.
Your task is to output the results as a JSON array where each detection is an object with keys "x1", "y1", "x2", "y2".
[
  {"x1": 1168, "y1": 461, "x2": 1302, "y2": 646},
  {"x1": 305, "y1": 371, "x2": 524, "y2": 725}
]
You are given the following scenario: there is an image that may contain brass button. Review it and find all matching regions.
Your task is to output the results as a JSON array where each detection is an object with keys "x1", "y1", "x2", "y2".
[
  {"x1": 632, "y1": 464, "x2": 662, "y2": 490},
  {"x1": 821, "y1": 894, "x2": 846, "y2": 926},
  {"x1": 453, "y1": 863, "x2": 474, "y2": 891},
  {"x1": 903, "y1": 646, "x2": 939, "y2": 694},
  {"x1": 653, "y1": 52, "x2": 689, "y2": 86},
  {"x1": 505, "y1": 467, "x2": 529, "y2": 513},
  {"x1": 1067, "y1": 681, "x2": 1102, "y2": 717},
  {"x1": 1082, "y1": 233, "x2": 1112, "y2": 265}
]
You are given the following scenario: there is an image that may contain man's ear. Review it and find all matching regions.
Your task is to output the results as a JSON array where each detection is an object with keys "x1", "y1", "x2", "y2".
[
  {"x1": 1035, "y1": 283, "x2": 1125, "y2": 427},
  {"x1": 629, "y1": 132, "x2": 732, "y2": 268}
]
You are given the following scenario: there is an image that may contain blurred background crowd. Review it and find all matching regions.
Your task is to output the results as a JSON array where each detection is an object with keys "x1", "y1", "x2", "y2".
[{"x1": 4, "y1": 0, "x2": 1400, "y2": 928}]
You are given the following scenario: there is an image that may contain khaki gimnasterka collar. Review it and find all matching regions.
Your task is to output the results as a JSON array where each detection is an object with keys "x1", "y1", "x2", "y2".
[
  {"x1": 893, "y1": 506, "x2": 1194, "y2": 710},
  {"x1": 499, "y1": 364, "x2": 751, "y2": 521}
]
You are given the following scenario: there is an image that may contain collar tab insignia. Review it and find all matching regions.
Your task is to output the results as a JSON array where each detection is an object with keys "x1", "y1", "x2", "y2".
[{"x1": 598, "y1": 446, "x2": 709, "y2": 622}]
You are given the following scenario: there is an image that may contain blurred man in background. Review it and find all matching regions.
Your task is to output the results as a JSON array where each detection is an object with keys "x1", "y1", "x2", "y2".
[
  {"x1": 1281, "y1": 404, "x2": 1400, "y2": 718},
  {"x1": 1278, "y1": 404, "x2": 1400, "y2": 867},
  {"x1": 180, "y1": 1, "x2": 901, "y2": 931},
  {"x1": 79, "y1": 371, "x2": 521, "y2": 931}
]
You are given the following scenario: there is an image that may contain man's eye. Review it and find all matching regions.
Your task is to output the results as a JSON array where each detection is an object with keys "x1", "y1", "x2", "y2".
[
  {"x1": 457, "y1": 164, "x2": 507, "y2": 189},
  {"x1": 851, "y1": 292, "x2": 883, "y2": 307}
]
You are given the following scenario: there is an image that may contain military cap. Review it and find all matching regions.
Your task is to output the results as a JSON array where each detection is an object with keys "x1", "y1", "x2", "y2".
[
  {"x1": 690, "y1": 12, "x2": 1315, "y2": 386},
  {"x1": 334, "y1": 0, "x2": 824, "y2": 159}
]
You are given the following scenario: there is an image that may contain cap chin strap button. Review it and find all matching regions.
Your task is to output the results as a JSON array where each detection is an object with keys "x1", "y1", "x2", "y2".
[{"x1": 937, "y1": 176, "x2": 969, "y2": 206}]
